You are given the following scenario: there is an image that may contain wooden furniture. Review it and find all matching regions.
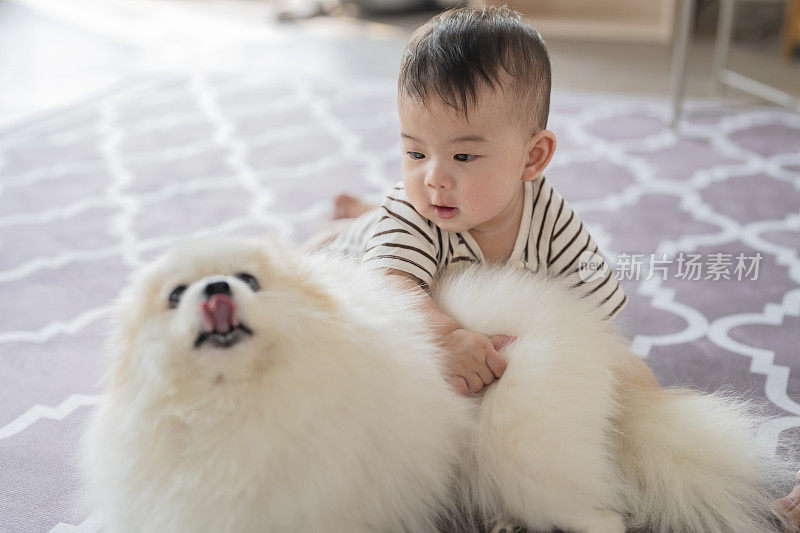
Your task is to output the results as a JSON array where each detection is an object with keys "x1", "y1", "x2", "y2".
[
  {"x1": 784, "y1": 0, "x2": 800, "y2": 58},
  {"x1": 483, "y1": 0, "x2": 677, "y2": 43}
]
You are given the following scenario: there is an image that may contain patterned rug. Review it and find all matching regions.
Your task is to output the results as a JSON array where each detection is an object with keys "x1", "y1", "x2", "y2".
[{"x1": 1, "y1": 73, "x2": 799, "y2": 532}]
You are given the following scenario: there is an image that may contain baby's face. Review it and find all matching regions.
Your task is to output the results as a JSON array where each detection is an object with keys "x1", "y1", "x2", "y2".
[{"x1": 398, "y1": 91, "x2": 533, "y2": 234}]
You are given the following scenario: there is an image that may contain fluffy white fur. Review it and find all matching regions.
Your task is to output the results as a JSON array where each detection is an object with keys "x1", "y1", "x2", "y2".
[{"x1": 83, "y1": 236, "x2": 789, "y2": 533}]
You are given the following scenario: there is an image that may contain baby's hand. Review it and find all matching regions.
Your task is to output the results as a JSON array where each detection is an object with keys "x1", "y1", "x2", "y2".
[{"x1": 441, "y1": 328, "x2": 515, "y2": 396}]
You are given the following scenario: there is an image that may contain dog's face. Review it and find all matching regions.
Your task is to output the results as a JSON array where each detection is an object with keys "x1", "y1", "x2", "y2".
[{"x1": 109, "y1": 236, "x2": 336, "y2": 399}]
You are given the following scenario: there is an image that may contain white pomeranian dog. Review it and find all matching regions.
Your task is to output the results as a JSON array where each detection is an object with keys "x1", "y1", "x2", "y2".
[{"x1": 83, "y1": 236, "x2": 790, "y2": 533}]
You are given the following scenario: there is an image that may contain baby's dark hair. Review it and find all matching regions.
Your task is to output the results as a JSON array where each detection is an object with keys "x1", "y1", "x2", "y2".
[{"x1": 399, "y1": 5, "x2": 551, "y2": 132}]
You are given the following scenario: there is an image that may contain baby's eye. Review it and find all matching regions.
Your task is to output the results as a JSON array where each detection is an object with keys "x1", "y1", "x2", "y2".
[
  {"x1": 406, "y1": 151, "x2": 425, "y2": 160},
  {"x1": 454, "y1": 153, "x2": 477, "y2": 162}
]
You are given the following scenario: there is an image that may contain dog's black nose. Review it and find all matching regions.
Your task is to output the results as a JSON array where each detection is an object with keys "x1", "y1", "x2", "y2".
[{"x1": 204, "y1": 281, "x2": 231, "y2": 298}]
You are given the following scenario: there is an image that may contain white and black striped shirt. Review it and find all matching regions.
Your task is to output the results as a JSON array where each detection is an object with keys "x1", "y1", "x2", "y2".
[{"x1": 330, "y1": 177, "x2": 627, "y2": 320}]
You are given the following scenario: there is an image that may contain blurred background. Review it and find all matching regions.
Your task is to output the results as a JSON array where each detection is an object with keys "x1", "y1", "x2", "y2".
[{"x1": 1, "y1": 0, "x2": 799, "y2": 126}]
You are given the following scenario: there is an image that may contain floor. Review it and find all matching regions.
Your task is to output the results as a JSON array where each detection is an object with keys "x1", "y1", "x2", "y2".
[{"x1": 1, "y1": 0, "x2": 799, "y2": 130}]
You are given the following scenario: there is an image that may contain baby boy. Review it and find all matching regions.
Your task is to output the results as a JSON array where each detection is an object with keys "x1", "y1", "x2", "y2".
[
  {"x1": 321, "y1": 6, "x2": 800, "y2": 525},
  {"x1": 326, "y1": 5, "x2": 627, "y2": 396}
]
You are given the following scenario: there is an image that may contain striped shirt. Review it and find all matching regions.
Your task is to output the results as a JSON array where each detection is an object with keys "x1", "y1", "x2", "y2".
[{"x1": 329, "y1": 177, "x2": 627, "y2": 320}]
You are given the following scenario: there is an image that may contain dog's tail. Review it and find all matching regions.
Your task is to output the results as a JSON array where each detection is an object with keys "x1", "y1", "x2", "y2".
[{"x1": 613, "y1": 358, "x2": 793, "y2": 532}]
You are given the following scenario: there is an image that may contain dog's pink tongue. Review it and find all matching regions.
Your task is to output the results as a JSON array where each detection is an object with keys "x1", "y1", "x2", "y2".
[{"x1": 201, "y1": 294, "x2": 237, "y2": 334}]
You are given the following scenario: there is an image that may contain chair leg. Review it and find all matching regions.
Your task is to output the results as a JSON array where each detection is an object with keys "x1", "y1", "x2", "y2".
[
  {"x1": 711, "y1": 0, "x2": 736, "y2": 94},
  {"x1": 669, "y1": 0, "x2": 697, "y2": 129}
]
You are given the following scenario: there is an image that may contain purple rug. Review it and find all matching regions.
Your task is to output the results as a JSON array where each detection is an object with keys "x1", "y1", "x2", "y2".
[{"x1": 1, "y1": 73, "x2": 798, "y2": 532}]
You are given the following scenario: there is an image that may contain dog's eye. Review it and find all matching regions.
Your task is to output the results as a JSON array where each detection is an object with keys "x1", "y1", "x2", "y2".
[
  {"x1": 235, "y1": 272, "x2": 260, "y2": 292},
  {"x1": 168, "y1": 285, "x2": 187, "y2": 309}
]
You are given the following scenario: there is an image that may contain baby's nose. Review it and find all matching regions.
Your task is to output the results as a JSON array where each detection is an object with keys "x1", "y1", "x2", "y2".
[{"x1": 424, "y1": 163, "x2": 453, "y2": 189}]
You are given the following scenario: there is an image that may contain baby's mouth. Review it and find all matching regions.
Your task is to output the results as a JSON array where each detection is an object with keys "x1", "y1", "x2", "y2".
[
  {"x1": 195, "y1": 294, "x2": 252, "y2": 349},
  {"x1": 433, "y1": 205, "x2": 458, "y2": 220}
]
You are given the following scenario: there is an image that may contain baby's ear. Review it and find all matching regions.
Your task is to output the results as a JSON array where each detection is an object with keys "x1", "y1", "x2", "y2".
[{"x1": 522, "y1": 129, "x2": 557, "y2": 182}]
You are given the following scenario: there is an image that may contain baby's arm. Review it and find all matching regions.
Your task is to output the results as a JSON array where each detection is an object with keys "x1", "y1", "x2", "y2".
[{"x1": 387, "y1": 269, "x2": 513, "y2": 395}]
